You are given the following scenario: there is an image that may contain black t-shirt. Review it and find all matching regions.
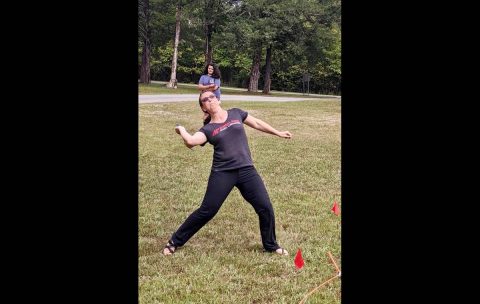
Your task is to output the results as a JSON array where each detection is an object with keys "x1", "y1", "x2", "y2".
[{"x1": 199, "y1": 108, "x2": 253, "y2": 171}]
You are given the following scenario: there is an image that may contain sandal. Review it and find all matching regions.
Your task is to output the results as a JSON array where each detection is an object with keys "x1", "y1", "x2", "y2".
[
  {"x1": 275, "y1": 247, "x2": 289, "y2": 256},
  {"x1": 163, "y1": 240, "x2": 177, "y2": 256}
]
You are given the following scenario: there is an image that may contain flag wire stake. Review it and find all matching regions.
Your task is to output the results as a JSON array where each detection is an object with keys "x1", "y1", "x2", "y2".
[{"x1": 298, "y1": 251, "x2": 341, "y2": 304}]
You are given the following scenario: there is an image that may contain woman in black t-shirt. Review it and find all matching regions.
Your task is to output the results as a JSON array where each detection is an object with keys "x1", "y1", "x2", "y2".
[{"x1": 163, "y1": 91, "x2": 292, "y2": 256}]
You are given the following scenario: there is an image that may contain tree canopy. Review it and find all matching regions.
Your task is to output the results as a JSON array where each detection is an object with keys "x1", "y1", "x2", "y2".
[{"x1": 139, "y1": 0, "x2": 341, "y2": 95}]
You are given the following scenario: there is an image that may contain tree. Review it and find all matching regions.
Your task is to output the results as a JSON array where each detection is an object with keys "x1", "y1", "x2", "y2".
[
  {"x1": 248, "y1": 44, "x2": 262, "y2": 92},
  {"x1": 231, "y1": 0, "x2": 299, "y2": 93},
  {"x1": 234, "y1": 0, "x2": 267, "y2": 92},
  {"x1": 166, "y1": 2, "x2": 182, "y2": 88},
  {"x1": 139, "y1": 0, "x2": 152, "y2": 84},
  {"x1": 203, "y1": 0, "x2": 215, "y2": 63},
  {"x1": 260, "y1": 0, "x2": 342, "y2": 94},
  {"x1": 202, "y1": 0, "x2": 239, "y2": 64},
  {"x1": 262, "y1": 45, "x2": 272, "y2": 93}
]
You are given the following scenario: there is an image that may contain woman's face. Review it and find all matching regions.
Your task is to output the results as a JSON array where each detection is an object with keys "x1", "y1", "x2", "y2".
[
  {"x1": 207, "y1": 65, "x2": 214, "y2": 75},
  {"x1": 200, "y1": 91, "x2": 220, "y2": 113}
]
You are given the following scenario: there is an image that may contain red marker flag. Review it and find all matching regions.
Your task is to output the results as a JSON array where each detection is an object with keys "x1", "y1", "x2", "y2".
[
  {"x1": 294, "y1": 249, "x2": 305, "y2": 269},
  {"x1": 331, "y1": 202, "x2": 340, "y2": 215}
]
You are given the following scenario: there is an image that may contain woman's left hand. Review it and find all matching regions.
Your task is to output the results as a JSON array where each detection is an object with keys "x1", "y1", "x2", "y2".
[{"x1": 278, "y1": 131, "x2": 292, "y2": 139}]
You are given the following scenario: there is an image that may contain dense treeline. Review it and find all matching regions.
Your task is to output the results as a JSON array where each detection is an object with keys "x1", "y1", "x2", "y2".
[{"x1": 139, "y1": 0, "x2": 341, "y2": 95}]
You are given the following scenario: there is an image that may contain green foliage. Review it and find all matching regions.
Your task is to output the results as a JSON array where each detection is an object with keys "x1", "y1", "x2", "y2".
[{"x1": 140, "y1": 0, "x2": 341, "y2": 94}]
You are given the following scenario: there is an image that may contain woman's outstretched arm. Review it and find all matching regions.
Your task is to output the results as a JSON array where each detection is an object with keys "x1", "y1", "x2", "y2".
[
  {"x1": 175, "y1": 126, "x2": 208, "y2": 148},
  {"x1": 244, "y1": 115, "x2": 292, "y2": 139}
]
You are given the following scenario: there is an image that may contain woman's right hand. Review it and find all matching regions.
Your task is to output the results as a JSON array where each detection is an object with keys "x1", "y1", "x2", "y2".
[{"x1": 175, "y1": 125, "x2": 185, "y2": 134}]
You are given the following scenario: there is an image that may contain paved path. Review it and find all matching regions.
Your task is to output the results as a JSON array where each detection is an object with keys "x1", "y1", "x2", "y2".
[{"x1": 139, "y1": 94, "x2": 340, "y2": 104}]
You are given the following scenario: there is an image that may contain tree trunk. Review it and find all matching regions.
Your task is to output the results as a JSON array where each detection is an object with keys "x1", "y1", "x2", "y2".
[
  {"x1": 139, "y1": 0, "x2": 150, "y2": 84},
  {"x1": 204, "y1": 0, "x2": 214, "y2": 63},
  {"x1": 204, "y1": 22, "x2": 213, "y2": 63},
  {"x1": 262, "y1": 45, "x2": 272, "y2": 94},
  {"x1": 140, "y1": 39, "x2": 151, "y2": 84},
  {"x1": 248, "y1": 46, "x2": 262, "y2": 92},
  {"x1": 167, "y1": 5, "x2": 182, "y2": 88}
]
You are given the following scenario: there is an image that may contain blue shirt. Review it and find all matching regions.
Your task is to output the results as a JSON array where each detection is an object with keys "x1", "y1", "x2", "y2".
[{"x1": 199, "y1": 75, "x2": 221, "y2": 100}]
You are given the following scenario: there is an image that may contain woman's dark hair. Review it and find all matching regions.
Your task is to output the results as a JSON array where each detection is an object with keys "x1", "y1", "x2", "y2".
[
  {"x1": 199, "y1": 94, "x2": 211, "y2": 125},
  {"x1": 202, "y1": 62, "x2": 221, "y2": 79}
]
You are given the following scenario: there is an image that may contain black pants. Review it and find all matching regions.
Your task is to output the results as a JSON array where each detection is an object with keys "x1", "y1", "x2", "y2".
[{"x1": 170, "y1": 166, "x2": 280, "y2": 252}]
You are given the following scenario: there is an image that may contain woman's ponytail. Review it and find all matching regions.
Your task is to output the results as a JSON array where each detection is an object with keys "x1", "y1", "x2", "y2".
[
  {"x1": 199, "y1": 94, "x2": 211, "y2": 125},
  {"x1": 203, "y1": 112, "x2": 211, "y2": 125}
]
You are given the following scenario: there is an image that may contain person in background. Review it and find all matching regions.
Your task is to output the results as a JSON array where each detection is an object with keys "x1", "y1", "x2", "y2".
[
  {"x1": 198, "y1": 62, "x2": 221, "y2": 101},
  {"x1": 198, "y1": 62, "x2": 222, "y2": 124}
]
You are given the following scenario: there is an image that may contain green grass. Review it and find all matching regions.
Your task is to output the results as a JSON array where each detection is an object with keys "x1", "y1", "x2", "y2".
[
  {"x1": 139, "y1": 82, "x2": 325, "y2": 98},
  {"x1": 139, "y1": 82, "x2": 199, "y2": 94},
  {"x1": 139, "y1": 99, "x2": 341, "y2": 303}
]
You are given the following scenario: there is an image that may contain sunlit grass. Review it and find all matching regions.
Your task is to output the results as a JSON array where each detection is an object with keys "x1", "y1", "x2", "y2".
[
  {"x1": 139, "y1": 99, "x2": 341, "y2": 303},
  {"x1": 139, "y1": 82, "x2": 325, "y2": 98}
]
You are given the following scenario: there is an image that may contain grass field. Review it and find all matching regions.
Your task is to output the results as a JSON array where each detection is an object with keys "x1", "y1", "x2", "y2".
[
  {"x1": 139, "y1": 98, "x2": 341, "y2": 303},
  {"x1": 139, "y1": 82, "x2": 327, "y2": 98}
]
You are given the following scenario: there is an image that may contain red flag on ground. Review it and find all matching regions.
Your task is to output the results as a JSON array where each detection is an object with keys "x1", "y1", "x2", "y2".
[
  {"x1": 294, "y1": 249, "x2": 305, "y2": 269},
  {"x1": 331, "y1": 201, "x2": 340, "y2": 215}
]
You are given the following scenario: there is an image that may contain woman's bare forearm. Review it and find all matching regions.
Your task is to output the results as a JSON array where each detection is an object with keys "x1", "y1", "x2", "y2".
[
  {"x1": 244, "y1": 115, "x2": 292, "y2": 139},
  {"x1": 175, "y1": 126, "x2": 207, "y2": 148}
]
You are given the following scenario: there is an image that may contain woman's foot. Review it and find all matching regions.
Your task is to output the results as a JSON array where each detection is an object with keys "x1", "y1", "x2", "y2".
[
  {"x1": 163, "y1": 240, "x2": 176, "y2": 256},
  {"x1": 275, "y1": 247, "x2": 289, "y2": 256}
]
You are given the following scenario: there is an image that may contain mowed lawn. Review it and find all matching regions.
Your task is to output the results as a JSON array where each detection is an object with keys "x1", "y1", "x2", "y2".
[
  {"x1": 139, "y1": 99, "x2": 341, "y2": 303},
  {"x1": 139, "y1": 82, "x2": 327, "y2": 98}
]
